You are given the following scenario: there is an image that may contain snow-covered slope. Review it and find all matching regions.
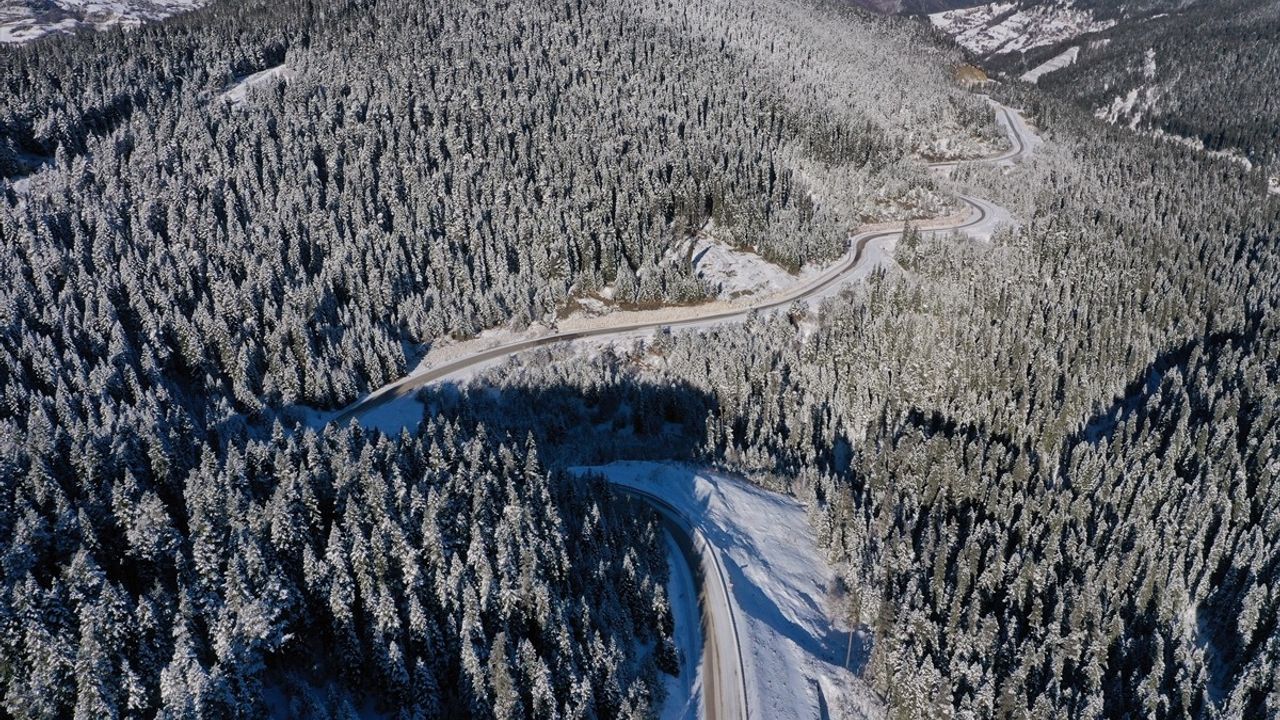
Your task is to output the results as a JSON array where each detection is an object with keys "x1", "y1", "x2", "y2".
[
  {"x1": 929, "y1": 1, "x2": 1115, "y2": 58},
  {"x1": 1092, "y1": 47, "x2": 1157, "y2": 125},
  {"x1": 0, "y1": 0, "x2": 205, "y2": 44},
  {"x1": 1020, "y1": 44, "x2": 1079, "y2": 82},
  {"x1": 688, "y1": 221, "x2": 798, "y2": 301},
  {"x1": 579, "y1": 462, "x2": 880, "y2": 720}
]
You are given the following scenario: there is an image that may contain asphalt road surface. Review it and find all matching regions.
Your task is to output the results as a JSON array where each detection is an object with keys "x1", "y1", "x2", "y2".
[
  {"x1": 334, "y1": 100, "x2": 1037, "y2": 719},
  {"x1": 333, "y1": 102, "x2": 1032, "y2": 427}
]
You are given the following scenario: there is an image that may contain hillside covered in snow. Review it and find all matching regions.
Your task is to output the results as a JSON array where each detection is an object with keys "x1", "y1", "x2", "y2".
[
  {"x1": 0, "y1": 0, "x2": 204, "y2": 43},
  {"x1": 0, "y1": 0, "x2": 1003, "y2": 717},
  {"x1": 925, "y1": 0, "x2": 1280, "y2": 183},
  {"x1": 4, "y1": 0, "x2": 1280, "y2": 717},
  {"x1": 928, "y1": 1, "x2": 1115, "y2": 58}
]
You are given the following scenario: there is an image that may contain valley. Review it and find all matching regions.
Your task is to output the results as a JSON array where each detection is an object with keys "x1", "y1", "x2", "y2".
[{"x1": 1, "y1": 0, "x2": 1278, "y2": 718}]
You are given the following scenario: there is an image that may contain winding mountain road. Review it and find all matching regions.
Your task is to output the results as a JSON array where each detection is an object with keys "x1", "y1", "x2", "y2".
[
  {"x1": 333, "y1": 103, "x2": 1031, "y2": 427},
  {"x1": 333, "y1": 194, "x2": 995, "y2": 425},
  {"x1": 336, "y1": 100, "x2": 1036, "y2": 719}
]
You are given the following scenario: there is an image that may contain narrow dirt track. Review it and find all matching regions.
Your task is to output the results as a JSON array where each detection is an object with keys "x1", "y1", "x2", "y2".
[{"x1": 333, "y1": 103, "x2": 1030, "y2": 427}]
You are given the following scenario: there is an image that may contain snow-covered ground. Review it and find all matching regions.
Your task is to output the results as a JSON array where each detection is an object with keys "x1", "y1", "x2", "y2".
[
  {"x1": 577, "y1": 462, "x2": 880, "y2": 720},
  {"x1": 220, "y1": 65, "x2": 296, "y2": 106},
  {"x1": 1095, "y1": 86, "x2": 1144, "y2": 128},
  {"x1": 0, "y1": 0, "x2": 205, "y2": 44},
  {"x1": 689, "y1": 223, "x2": 797, "y2": 301},
  {"x1": 4, "y1": 156, "x2": 56, "y2": 196},
  {"x1": 659, "y1": 527, "x2": 703, "y2": 720},
  {"x1": 1093, "y1": 72, "x2": 1163, "y2": 130},
  {"x1": 1269, "y1": 176, "x2": 1280, "y2": 196},
  {"x1": 1142, "y1": 47, "x2": 1157, "y2": 80},
  {"x1": 1020, "y1": 45, "x2": 1079, "y2": 83},
  {"x1": 930, "y1": 2, "x2": 1115, "y2": 57},
  {"x1": 1150, "y1": 129, "x2": 1254, "y2": 171}
]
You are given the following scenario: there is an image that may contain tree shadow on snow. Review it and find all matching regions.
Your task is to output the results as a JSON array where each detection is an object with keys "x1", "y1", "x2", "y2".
[{"x1": 409, "y1": 372, "x2": 874, "y2": 680}]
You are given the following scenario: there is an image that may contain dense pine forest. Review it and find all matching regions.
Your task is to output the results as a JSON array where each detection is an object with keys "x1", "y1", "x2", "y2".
[
  {"x1": 4, "y1": 0, "x2": 1279, "y2": 717},
  {"x1": 435, "y1": 83, "x2": 1280, "y2": 717},
  {"x1": 5, "y1": 422, "x2": 675, "y2": 718},
  {"x1": 955, "y1": 0, "x2": 1280, "y2": 171},
  {"x1": 0, "y1": 0, "x2": 999, "y2": 716},
  {"x1": 0, "y1": 0, "x2": 992, "y2": 414}
]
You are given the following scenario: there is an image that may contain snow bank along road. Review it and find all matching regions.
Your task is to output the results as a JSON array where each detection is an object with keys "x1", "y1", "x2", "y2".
[
  {"x1": 614, "y1": 485, "x2": 748, "y2": 720},
  {"x1": 333, "y1": 101, "x2": 1035, "y2": 427},
  {"x1": 584, "y1": 463, "x2": 879, "y2": 720},
  {"x1": 336, "y1": 100, "x2": 1036, "y2": 718}
]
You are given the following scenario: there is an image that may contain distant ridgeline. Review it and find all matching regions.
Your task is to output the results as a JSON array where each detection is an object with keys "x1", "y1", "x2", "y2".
[
  {"x1": 0, "y1": 0, "x2": 207, "y2": 45},
  {"x1": 922, "y1": 0, "x2": 1280, "y2": 171}
]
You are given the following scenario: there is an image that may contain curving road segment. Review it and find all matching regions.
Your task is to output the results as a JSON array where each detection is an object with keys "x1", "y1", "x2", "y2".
[{"x1": 335, "y1": 101, "x2": 1036, "y2": 719}]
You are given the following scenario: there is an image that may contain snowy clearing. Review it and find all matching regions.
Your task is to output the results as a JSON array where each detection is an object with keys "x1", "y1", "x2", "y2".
[
  {"x1": 1021, "y1": 46, "x2": 1079, "y2": 83},
  {"x1": 930, "y1": 2, "x2": 1115, "y2": 57},
  {"x1": 1095, "y1": 83, "x2": 1166, "y2": 130},
  {"x1": 1092, "y1": 52, "x2": 1162, "y2": 130},
  {"x1": 1095, "y1": 86, "x2": 1142, "y2": 127},
  {"x1": 4, "y1": 157, "x2": 56, "y2": 196},
  {"x1": 1151, "y1": 129, "x2": 1254, "y2": 171},
  {"x1": 0, "y1": 0, "x2": 205, "y2": 44},
  {"x1": 689, "y1": 222, "x2": 797, "y2": 301},
  {"x1": 220, "y1": 64, "x2": 295, "y2": 105},
  {"x1": 577, "y1": 462, "x2": 881, "y2": 720}
]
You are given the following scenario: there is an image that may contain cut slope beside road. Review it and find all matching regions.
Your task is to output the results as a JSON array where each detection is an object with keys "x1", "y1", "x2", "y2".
[{"x1": 586, "y1": 463, "x2": 883, "y2": 720}]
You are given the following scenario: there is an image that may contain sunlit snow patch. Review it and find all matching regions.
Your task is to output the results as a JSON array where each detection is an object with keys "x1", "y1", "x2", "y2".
[
  {"x1": 578, "y1": 462, "x2": 880, "y2": 720},
  {"x1": 658, "y1": 526, "x2": 703, "y2": 720},
  {"x1": 689, "y1": 222, "x2": 797, "y2": 301},
  {"x1": 1021, "y1": 46, "x2": 1079, "y2": 83},
  {"x1": 220, "y1": 65, "x2": 296, "y2": 105},
  {"x1": 0, "y1": 0, "x2": 206, "y2": 44}
]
